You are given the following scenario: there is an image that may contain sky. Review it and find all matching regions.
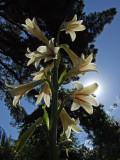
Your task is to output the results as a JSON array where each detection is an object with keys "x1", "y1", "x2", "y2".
[
  {"x1": 0, "y1": 0, "x2": 120, "y2": 141},
  {"x1": 76, "y1": 0, "x2": 120, "y2": 146},
  {"x1": 84, "y1": 0, "x2": 120, "y2": 117}
]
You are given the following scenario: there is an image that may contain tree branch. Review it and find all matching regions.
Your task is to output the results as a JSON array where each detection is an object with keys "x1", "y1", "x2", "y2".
[{"x1": 0, "y1": 59, "x2": 22, "y2": 83}]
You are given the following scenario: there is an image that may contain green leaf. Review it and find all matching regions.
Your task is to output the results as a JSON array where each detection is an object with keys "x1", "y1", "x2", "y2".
[
  {"x1": 42, "y1": 106, "x2": 49, "y2": 130},
  {"x1": 15, "y1": 117, "x2": 42, "y2": 153},
  {"x1": 66, "y1": 148, "x2": 69, "y2": 157},
  {"x1": 58, "y1": 66, "x2": 67, "y2": 84}
]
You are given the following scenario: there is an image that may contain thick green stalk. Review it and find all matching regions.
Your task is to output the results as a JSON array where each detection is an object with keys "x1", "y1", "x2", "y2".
[{"x1": 49, "y1": 60, "x2": 58, "y2": 160}]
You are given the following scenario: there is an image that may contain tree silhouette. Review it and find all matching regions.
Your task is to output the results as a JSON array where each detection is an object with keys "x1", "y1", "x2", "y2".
[
  {"x1": 0, "y1": 0, "x2": 119, "y2": 159},
  {"x1": 0, "y1": 0, "x2": 116, "y2": 124}
]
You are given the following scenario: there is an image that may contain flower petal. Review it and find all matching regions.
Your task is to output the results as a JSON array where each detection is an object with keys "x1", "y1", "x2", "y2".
[
  {"x1": 61, "y1": 44, "x2": 80, "y2": 66},
  {"x1": 35, "y1": 90, "x2": 44, "y2": 105},
  {"x1": 71, "y1": 123, "x2": 82, "y2": 133},
  {"x1": 72, "y1": 25, "x2": 86, "y2": 31},
  {"x1": 60, "y1": 108, "x2": 81, "y2": 138},
  {"x1": 81, "y1": 83, "x2": 98, "y2": 94},
  {"x1": 54, "y1": 47, "x2": 60, "y2": 54},
  {"x1": 80, "y1": 95, "x2": 99, "y2": 107},
  {"x1": 43, "y1": 83, "x2": 51, "y2": 107},
  {"x1": 33, "y1": 73, "x2": 44, "y2": 80},
  {"x1": 27, "y1": 57, "x2": 35, "y2": 66},
  {"x1": 9, "y1": 80, "x2": 45, "y2": 97},
  {"x1": 80, "y1": 102, "x2": 93, "y2": 114},
  {"x1": 85, "y1": 53, "x2": 93, "y2": 64},
  {"x1": 13, "y1": 95, "x2": 21, "y2": 106},
  {"x1": 37, "y1": 46, "x2": 47, "y2": 53},
  {"x1": 71, "y1": 101, "x2": 80, "y2": 111},
  {"x1": 71, "y1": 14, "x2": 77, "y2": 22},
  {"x1": 5, "y1": 82, "x2": 22, "y2": 88},
  {"x1": 70, "y1": 31, "x2": 76, "y2": 42},
  {"x1": 65, "y1": 127, "x2": 71, "y2": 139},
  {"x1": 81, "y1": 63, "x2": 97, "y2": 71},
  {"x1": 32, "y1": 17, "x2": 41, "y2": 31},
  {"x1": 49, "y1": 38, "x2": 55, "y2": 50},
  {"x1": 35, "y1": 58, "x2": 41, "y2": 68},
  {"x1": 72, "y1": 81, "x2": 83, "y2": 90},
  {"x1": 25, "y1": 18, "x2": 34, "y2": 29},
  {"x1": 23, "y1": 18, "x2": 49, "y2": 45},
  {"x1": 25, "y1": 52, "x2": 35, "y2": 58},
  {"x1": 72, "y1": 20, "x2": 83, "y2": 25}
]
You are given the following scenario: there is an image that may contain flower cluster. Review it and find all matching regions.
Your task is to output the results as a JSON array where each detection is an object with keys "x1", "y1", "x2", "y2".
[{"x1": 7, "y1": 15, "x2": 99, "y2": 139}]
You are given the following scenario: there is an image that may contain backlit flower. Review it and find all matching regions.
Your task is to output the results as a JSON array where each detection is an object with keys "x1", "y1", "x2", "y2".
[
  {"x1": 60, "y1": 108, "x2": 82, "y2": 138},
  {"x1": 31, "y1": 62, "x2": 54, "y2": 80},
  {"x1": 77, "y1": 53, "x2": 98, "y2": 75},
  {"x1": 60, "y1": 44, "x2": 80, "y2": 66},
  {"x1": 37, "y1": 38, "x2": 60, "y2": 62},
  {"x1": 64, "y1": 53, "x2": 98, "y2": 79},
  {"x1": 26, "y1": 39, "x2": 58, "y2": 67},
  {"x1": 22, "y1": 18, "x2": 49, "y2": 44},
  {"x1": 70, "y1": 81, "x2": 99, "y2": 114},
  {"x1": 61, "y1": 14, "x2": 86, "y2": 41},
  {"x1": 35, "y1": 82, "x2": 51, "y2": 107},
  {"x1": 26, "y1": 48, "x2": 43, "y2": 68},
  {"x1": 6, "y1": 80, "x2": 45, "y2": 106}
]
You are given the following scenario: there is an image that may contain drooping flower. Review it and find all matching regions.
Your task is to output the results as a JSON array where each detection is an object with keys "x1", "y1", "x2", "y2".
[
  {"x1": 35, "y1": 82, "x2": 51, "y2": 107},
  {"x1": 22, "y1": 18, "x2": 49, "y2": 44},
  {"x1": 64, "y1": 53, "x2": 98, "y2": 79},
  {"x1": 6, "y1": 79, "x2": 45, "y2": 106},
  {"x1": 70, "y1": 81, "x2": 99, "y2": 114},
  {"x1": 31, "y1": 62, "x2": 54, "y2": 81},
  {"x1": 37, "y1": 38, "x2": 60, "y2": 63},
  {"x1": 61, "y1": 14, "x2": 86, "y2": 41},
  {"x1": 60, "y1": 108, "x2": 82, "y2": 138}
]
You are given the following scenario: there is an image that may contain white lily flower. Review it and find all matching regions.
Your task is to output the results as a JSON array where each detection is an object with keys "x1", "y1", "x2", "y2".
[
  {"x1": 65, "y1": 53, "x2": 98, "y2": 79},
  {"x1": 6, "y1": 80, "x2": 45, "y2": 106},
  {"x1": 78, "y1": 53, "x2": 98, "y2": 74},
  {"x1": 22, "y1": 17, "x2": 49, "y2": 44},
  {"x1": 37, "y1": 38, "x2": 60, "y2": 63},
  {"x1": 61, "y1": 14, "x2": 86, "y2": 41},
  {"x1": 25, "y1": 48, "x2": 43, "y2": 68},
  {"x1": 31, "y1": 62, "x2": 54, "y2": 80},
  {"x1": 60, "y1": 108, "x2": 82, "y2": 138},
  {"x1": 35, "y1": 82, "x2": 51, "y2": 107},
  {"x1": 70, "y1": 81, "x2": 99, "y2": 114}
]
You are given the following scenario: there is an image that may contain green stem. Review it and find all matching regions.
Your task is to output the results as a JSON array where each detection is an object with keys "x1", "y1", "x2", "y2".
[
  {"x1": 56, "y1": 96, "x2": 68, "y2": 119},
  {"x1": 49, "y1": 60, "x2": 58, "y2": 160}
]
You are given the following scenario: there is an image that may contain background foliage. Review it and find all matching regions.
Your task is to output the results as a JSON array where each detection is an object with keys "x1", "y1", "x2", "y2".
[{"x1": 0, "y1": 0, "x2": 119, "y2": 159}]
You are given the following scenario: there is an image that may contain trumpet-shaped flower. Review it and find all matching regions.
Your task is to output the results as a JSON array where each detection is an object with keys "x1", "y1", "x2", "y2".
[
  {"x1": 70, "y1": 81, "x2": 99, "y2": 114},
  {"x1": 25, "y1": 48, "x2": 43, "y2": 68},
  {"x1": 60, "y1": 44, "x2": 81, "y2": 66},
  {"x1": 6, "y1": 79, "x2": 45, "y2": 106},
  {"x1": 65, "y1": 53, "x2": 98, "y2": 79},
  {"x1": 60, "y1": 108, "x2": 82, "y2": 138},
  {"x1": 22, "y1": 18, "x2": 49, "y2": 44},
  {"x1": 37, "y1": 38, "x2": 60, "y2": 63},
  {"x1": 61, "y1": 14, "x2": 86, "y2": 41},
  {"x1": 31, "y1": 62, "x2": 54, "y2": 81},
  {"x1": 77, "y1": 53, "x2": 98, "y2": 74},
  {"x1": 35, "y1": 82, "x2": 51, "y2": 107}
]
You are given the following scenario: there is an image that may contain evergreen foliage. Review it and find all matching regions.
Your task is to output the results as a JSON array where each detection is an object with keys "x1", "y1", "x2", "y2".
[{"x1": 0, "y1": 0, "x2": 119, "y2": 159}]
